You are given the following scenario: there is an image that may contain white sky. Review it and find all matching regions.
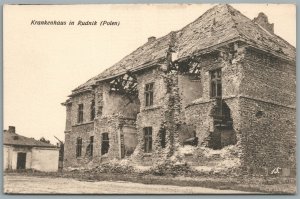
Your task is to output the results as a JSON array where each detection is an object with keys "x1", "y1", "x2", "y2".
[{"x1": 4, "y1": 4, "x2": 296, "y2": 144}]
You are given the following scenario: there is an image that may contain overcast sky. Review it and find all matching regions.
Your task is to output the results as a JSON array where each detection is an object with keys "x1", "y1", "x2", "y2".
[{"x1": 4, "y1": 4, "x2": 296, "y2": 144}]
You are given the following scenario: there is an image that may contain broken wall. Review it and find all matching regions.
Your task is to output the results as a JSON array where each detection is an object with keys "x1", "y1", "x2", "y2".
[
  {"x1": 101, "y1": 82, "x2": 140, "y2": 118},
  {"x1": 94, "y1": 116, "x2": 122, "y2": 162},
  {"x1": 132, "y1": 67, "x2": 177, "y2": 165},
  {"x1": 122, "y1": 125, "x2": 138, "y2": 156},
  {"x1": 183, "y1": 50, "x2": 242, "y2": 165},
  {"x1": 177, "y1": 74, "x2": 202, "y2": 108}
]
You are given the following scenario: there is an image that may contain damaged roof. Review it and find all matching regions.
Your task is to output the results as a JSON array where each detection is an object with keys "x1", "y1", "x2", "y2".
[
  {"x1": 72, "y1": 33, "x2": 175, "y2": 93},
  {"x1": 175, "y1": 5, "x2": 295, "y2": 60},
  {"x1": 72, "y1": 4, "x2": 295, "y2": 94},
  {"x1": 3, "y1": 131, "x2": 58, "y2": 148}
]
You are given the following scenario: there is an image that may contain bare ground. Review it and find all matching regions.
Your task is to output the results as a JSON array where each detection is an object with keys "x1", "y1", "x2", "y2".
[
  {"x1": 3, "y1": 171, "x2": 296, "y2": 194},
  {"x1": 4, "y1": 175, "x2": 254, "y2": 194}
]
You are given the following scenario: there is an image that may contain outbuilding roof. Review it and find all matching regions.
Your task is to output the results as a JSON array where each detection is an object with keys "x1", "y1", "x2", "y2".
[{"x1": 3, "y1": 131, "x2": 57, "y2": 148}]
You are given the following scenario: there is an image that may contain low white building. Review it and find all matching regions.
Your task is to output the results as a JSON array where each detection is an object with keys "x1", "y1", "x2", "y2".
[{"x1": 3, "y1": 126, "x2": 59, "y2": 172}]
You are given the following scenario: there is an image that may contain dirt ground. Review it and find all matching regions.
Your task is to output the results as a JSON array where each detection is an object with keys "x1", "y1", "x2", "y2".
[{"x1": 3, "y1": 175, "x2": 254, "y2": 194}]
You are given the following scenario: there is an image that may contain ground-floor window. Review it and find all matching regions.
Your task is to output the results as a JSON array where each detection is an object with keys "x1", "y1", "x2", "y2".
[
  {"x1": 87, "y1": 136, "x2": 94, "y2": 158},
  {"x1": 76, "y1": 137, "x2": 82, "y2": 157},
  {"x1": 101, "y1": 133, "x2": 109, "y2": 155},
  {"x1": 144, "y1": 127, "x2": 152, "y2": 153}
]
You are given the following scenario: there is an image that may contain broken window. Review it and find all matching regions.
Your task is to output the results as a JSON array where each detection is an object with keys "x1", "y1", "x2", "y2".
[
  {"x1": 210, "y1": 69, "x2": 222, "y2": 98},
  {"x1": 144, "y1": 127, "x2": 152, "y2": 153},
  {"x1": 90, "y1": 100, "x2": 95, "y2": 121},
  {"x1": 101, "y1": 133, "x2": 109, "y2": 155},
  {"x1": 145, "y1": 83, "x2": 154, "y2": 106},
  {"x1": 159, "y1": 128, "x2": 166, "y2": 148},
  {"x1": 77, "y1": 104, "x2": 84, "y2": 123},
  {"x1": 76, "y1": 137, "x2": 82, "y2": 157},
  {"x1": 178, "y1": 124, "x2": 198, "y2": 146},
  {"x1": 97, "y1": 105, "x2": 103, "y2": 117},
  {"x1": 183, "y1": 131, "x2": 198, "y2": 146}
]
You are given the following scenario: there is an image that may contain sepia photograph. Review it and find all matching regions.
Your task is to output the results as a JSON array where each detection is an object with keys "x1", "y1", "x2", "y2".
[{"x1": 3, "y1": 3, "x2": 296, "y2": 194}]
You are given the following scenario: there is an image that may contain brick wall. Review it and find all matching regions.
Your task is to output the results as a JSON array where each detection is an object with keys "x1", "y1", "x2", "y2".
[
  {"x1": 237, "y1": 49, "x2": 296, "y2": 176},
  {"x1": 64, "y1": 122, "x2": 99, "y2": 168},
  {"x1": 241, "y1": 49, "x2": 296, "y2": 107},
  {"x1": 239, "y1": 98, "x2": 296, "y2": 176},
  {"x1": 69, "y1": 92, "x2": 95, "y2": 125}
]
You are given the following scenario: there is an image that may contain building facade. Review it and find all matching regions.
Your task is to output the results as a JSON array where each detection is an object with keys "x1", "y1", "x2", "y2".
[
  {"x1": 3, "y1": 126, "x2": 60, "y2": 172},
  {"x1": 62, "y1": 5, "x2": 296, "y2": 175}
]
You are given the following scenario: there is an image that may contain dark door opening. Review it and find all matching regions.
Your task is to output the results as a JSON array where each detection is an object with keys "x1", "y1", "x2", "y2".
[
  {"x1": 208, "y1": 100, "x2": 236, "y2": 149},
  {"x1": 120, "y1": 134, "x2": 125, "y2": 158},
  {"x1": 17, "y1": 152, "x2": 26, "y2": 169}
]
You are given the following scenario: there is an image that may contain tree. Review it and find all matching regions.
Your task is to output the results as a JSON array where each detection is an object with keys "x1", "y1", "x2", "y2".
[{"x1": 39, "y1": 137, "x2": 50, "y2": 144}]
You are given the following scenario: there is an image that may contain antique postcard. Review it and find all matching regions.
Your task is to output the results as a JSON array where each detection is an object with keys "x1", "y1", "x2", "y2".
[{"x1": 3, "y1": 3, "x2": 296, "y2": 194}]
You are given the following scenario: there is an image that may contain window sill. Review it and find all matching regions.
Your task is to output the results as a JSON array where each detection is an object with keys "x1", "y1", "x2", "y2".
[
  {"x1": 143, "y1": 153, "x2": 152, "y2": 157},
  {"x1": 72, "y1": 121, "x2": 94, "y2": 127},
  {"x1": 210, "y1": 96, "x2": 222, "y2": 99}
]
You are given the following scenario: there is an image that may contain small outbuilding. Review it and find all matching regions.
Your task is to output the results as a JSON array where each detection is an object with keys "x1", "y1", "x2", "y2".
[{"x1": 3, "y1": 126, "x2": 59, "y2": 172}]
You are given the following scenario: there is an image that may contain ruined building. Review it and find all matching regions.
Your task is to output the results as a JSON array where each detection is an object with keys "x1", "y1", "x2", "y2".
[{"x1": 62, "y1": 5, "x2": 296, "y2": 175}]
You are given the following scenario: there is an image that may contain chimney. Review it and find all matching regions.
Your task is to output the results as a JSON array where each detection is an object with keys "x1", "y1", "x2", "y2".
[
  {"x1": 253, "y1": 12, "x2": 274, "y2": 34},
  {"x1": 148, "y1": 36, "x2": 156, "y2": 43},
  {"x1": 8, "y1": 126, "x2": 16, "y2": 134}
]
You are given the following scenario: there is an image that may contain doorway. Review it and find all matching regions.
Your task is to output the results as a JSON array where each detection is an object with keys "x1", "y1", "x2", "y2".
[
  {"x1": 120, "y1": 134, "x2": 125, "y2": 158},
  {"x1": 17, "y1": 152, "x2": 26, "y2": 169}
]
